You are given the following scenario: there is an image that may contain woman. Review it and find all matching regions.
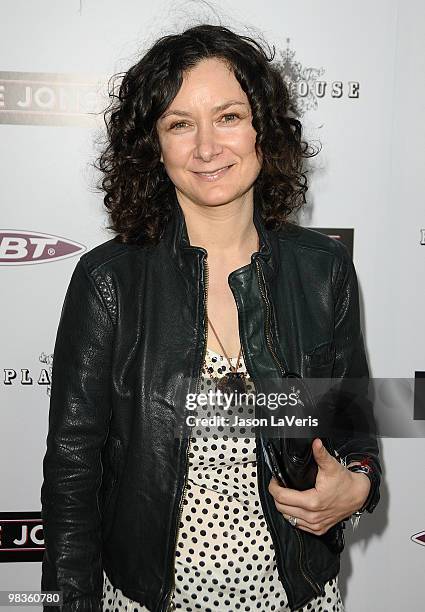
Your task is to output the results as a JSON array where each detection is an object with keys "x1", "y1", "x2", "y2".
[{"x1": 41, "y1": 24, "x2": 381, "y2": 612}]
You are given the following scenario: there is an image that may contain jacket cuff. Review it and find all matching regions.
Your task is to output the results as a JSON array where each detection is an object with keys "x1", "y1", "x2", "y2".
[{"x1": 341, "y1": 452, "x2": 381, "y2": 514}]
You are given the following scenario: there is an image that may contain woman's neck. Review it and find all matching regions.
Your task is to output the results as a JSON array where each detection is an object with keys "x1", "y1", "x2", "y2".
[{"x1": 175, "y1": 190, "x2": 258, "y2": 257}]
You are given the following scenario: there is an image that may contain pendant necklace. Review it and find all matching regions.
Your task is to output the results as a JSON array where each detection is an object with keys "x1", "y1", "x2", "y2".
[
  {"x1": 202, "y1": 232, "x2": 259, "y2": 404},
  {"x1": 204, "y1": 317, "x2": 248, "y2": 404}
]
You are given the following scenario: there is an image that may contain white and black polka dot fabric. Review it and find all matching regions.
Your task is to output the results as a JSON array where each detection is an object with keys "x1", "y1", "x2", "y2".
[{"x1": 102, "y1": 348, "x2": 344, "y2": 611}]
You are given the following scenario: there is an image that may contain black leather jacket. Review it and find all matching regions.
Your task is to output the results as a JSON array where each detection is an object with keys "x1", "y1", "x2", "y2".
[{"x1": 41, "y1": 192, "x2": 381, "y2": 611}]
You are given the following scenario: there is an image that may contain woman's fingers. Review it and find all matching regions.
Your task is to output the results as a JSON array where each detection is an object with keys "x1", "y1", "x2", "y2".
[
  {"x1": 281, "y1": 511, "x2": 336, "y2": 535},
  {"x1": 274, "y1": 501, "x2": 325, "y2": 526}
]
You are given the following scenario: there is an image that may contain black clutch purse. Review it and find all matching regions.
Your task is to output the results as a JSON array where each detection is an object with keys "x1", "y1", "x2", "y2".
[
  {"x1": 262, "y1": 435, "x2": 345, "y2": 554},
  {"x1": 260, "y1": 369, "x2": 346, "y2": 554},
  {"x1": 261, "y1": 371, "x2": 337, "y2": 490},
  {"x1": 263, "y1": 435, "x2": 332, "y2": 490}
]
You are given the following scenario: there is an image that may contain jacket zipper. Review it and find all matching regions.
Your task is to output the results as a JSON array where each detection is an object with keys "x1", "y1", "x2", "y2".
[
  {"x1": 254, "y1": 258, "x2": 323, "y2": 596},
  {"x1": 254, "y1": 259, "x2": 286, "y2": 377},
  {"x1": 164, "y1": 254, "x2": 209, "y2": 612}
]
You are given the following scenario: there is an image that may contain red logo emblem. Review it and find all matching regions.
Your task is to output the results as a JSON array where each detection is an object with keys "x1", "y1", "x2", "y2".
[
  {"x1": 411, "y1": 531, "x2": 425, "y2": 546},
  {"x1": 0, "y1": 230, "x2": 85, "y2": 265}
]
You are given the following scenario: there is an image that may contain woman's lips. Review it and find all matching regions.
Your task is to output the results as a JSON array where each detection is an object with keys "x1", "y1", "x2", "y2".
[{"x1": 192, "y1": 165, "x2": 234, "y2": 182}]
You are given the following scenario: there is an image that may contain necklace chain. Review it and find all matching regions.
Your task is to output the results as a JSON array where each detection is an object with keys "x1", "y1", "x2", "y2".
[
  {"x1": 204, "y1": 232, "x2": 260, "y2": 377},
  {"x1": 207, "y1": 318, "x2": 243, "y2": 373},
  {"x1": 204, "y1": 235, "x2": 260, "y2": 379}
]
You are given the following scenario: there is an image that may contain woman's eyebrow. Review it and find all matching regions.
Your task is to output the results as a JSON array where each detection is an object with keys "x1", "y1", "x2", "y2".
[{"x1": 159, "y1": 100, "x2": 247, "y2": 120}]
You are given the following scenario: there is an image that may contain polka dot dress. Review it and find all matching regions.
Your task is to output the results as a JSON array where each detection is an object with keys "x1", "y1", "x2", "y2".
[{"x1": 102, "y1": 348, "x2": 344, "y2": 612}]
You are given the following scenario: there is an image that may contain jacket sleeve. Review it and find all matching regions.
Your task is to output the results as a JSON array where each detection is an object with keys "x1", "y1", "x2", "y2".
[
  {"x1": 40, "y1": 258, "x2": 114, "y2": 611},
  {"x1": 329, "y1": 241, "x2": 382, "y2": 513}
]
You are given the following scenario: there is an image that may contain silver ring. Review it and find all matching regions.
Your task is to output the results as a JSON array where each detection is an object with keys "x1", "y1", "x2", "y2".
[{"x1": 287, "y1": 515, "x2": 297, "y2": 527}]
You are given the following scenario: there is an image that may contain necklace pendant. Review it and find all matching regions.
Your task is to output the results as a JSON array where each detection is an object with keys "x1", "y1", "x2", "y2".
[{"x1": 216, "y1": 372, "x2": 247, "y2": 405}]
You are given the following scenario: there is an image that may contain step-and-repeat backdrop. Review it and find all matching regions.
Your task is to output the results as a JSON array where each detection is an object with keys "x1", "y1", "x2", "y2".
[{"x1": 1, "y1": 1, "x2": 424, "y2": 610}]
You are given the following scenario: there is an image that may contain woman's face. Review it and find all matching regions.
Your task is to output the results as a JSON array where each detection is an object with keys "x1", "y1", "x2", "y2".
[{"x1": 156, "y1": 57, "x2": 262, "y2": 208}]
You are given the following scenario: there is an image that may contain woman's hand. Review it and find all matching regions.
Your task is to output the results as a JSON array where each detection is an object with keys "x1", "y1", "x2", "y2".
[{"x1": 267, "y1": 438, "x2": 371, "y2": 535}]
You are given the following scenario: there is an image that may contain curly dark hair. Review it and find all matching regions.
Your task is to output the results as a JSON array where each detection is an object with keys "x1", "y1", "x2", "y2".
[{"x1": 94, "y1": 24, "x2": 320, "y2": 245}]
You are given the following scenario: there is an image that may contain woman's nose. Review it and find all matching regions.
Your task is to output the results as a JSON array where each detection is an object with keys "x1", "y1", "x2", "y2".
[{"x1": 194, "y1": 122, "x2": 223, "y2": 160}]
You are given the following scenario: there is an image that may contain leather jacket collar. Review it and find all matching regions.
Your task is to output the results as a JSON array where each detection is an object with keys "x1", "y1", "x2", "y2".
[{"x1": 160, "y1": 188, "x2": 279, "y2": 283}]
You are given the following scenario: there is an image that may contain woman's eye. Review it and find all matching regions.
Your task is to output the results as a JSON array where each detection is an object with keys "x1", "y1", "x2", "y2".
[
  {"x1": 221, "y1": 113, "x2": 239, "y2": 123},
  {"x1": 170, "y1": 121, "x2": 188, "y2": 130},
  {"x1": 169, "y1": 114, "x2": 240, "y2": 130}
]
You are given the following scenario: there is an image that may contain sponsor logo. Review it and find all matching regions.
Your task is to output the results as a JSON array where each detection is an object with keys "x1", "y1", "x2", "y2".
[
  {"x1": 3, "y1": 352, "x2": 52, "y2": 395},
  {"x1": 0, "y1": 512, "x2": 44, "y2": 562},
  {"x1": 411, "y1": 531, "x2": 425, "y2": 547},
  {"x1": 276, "y1": 38, "x2": 360, "y2": 116},
  {"x1": 0, "y1": 230, "x2": 85, "y2": 265},
  {"x1": 0, "y1": 71, "x2": 104, "y2": 127}
]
